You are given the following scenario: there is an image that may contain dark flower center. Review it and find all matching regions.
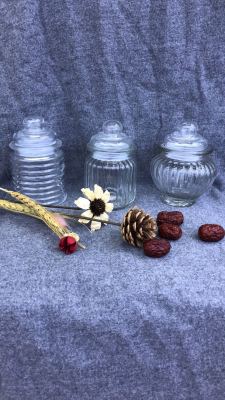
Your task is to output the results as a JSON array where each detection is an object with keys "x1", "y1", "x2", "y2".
[{"x1": 90, "y1": 199, "x2": 106, "y2": 216}]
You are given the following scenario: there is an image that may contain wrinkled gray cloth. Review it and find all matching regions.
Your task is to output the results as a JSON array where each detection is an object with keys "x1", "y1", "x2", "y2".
[
  {"x1": 1, "y1": 182, "x2": 225, "y2": 400},
  {"x1": 1, "y1": 0, "x2": 225, "y2": 179},
  {"x1": 1, "y1": 1, "x2": 225, "y2": 399}
]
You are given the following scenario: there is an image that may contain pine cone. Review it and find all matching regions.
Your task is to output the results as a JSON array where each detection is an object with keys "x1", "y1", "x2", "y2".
[{"x1": 121, "y1": 208, "x2": 157, "y2": 247}]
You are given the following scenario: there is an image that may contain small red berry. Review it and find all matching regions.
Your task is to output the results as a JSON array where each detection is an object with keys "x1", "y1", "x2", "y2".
[{"x1": 59, "y1": 236, "x2": 78, "y2": 254}]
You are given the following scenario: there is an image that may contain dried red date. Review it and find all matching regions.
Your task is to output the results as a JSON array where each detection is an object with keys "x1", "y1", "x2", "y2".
[
  {"x1": 143, "y1": 239, "x2": 171, "y2": 258},
  {"x1": 157, "y1": 211, "x2": 184, "y2": 226},
  {"x1": 158, "y1": 223, "x2": 182, "y2": 240},
  {"x1": 198, "y1": 224, "x2": 225, "y2": 242}
]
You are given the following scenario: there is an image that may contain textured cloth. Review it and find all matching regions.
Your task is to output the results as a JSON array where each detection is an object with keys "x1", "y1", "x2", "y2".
[
  {"x1": 1, "y1": 181, "x2": 225, "y2": 400},
  {"x1": 1, "y1": 0, "x2": 225, "y2": 179},
  {"x1": 1, "y1": 0, "x2": 225, "y2": 399}
]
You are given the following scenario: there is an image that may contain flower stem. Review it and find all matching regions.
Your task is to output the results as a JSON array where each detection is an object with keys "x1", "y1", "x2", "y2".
[
  {"x1": 41, "y1": 205, "x2": 121, "y2": 226},
  {"x1": 11, "y1": 202, "x2": 121, "y2": 225},
  {"x1": 43, "y1": 204, "x2": 80, "y2": 211},
  {"x1": 4, "y1": 201, "x2": 122, "y2": 227},
  {"x1": 60, "y1": 212, "x2": 121, "y2": 227}
]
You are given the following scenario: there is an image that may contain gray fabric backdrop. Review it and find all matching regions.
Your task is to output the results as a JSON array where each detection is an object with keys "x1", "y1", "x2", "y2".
[
  {"x1": 1, "y1": 1, "x2": 225, "y2": 399},
  {"x1": 1, "y1": 0, "x2": 225, "y2": 179}
]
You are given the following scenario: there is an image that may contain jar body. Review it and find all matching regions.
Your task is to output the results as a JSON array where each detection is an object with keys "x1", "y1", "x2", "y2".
[
  {"x1": 11, "y1": 149, "x2": 66, "y2": 205},
  {"x1": 85, "y1": 155, "x2": 136, "y2": 209},
  {"x1": 151, "y1": 152, "x2": 217, "y2": 207}
]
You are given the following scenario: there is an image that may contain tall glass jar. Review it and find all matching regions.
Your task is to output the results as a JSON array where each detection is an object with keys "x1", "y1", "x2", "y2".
[
  {"x1": 150, "y1": 122, "x2": 217, "y2": 206},
  {"x1": 10, "y1": 117, "x2": 66, "y2": 205},
  {"x1": 85, "y1": 120, "x2": 136, "y2": 209}
]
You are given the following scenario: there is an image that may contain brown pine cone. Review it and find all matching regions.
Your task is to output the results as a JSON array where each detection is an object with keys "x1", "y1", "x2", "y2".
[{"x1": 121, "y1": 208, "x2": 157, "y2": 247}]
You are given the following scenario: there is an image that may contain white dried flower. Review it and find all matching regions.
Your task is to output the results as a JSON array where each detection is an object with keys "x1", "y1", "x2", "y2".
[{"x1": 74, "y1": 184, "x2": 114, "y2": 231}]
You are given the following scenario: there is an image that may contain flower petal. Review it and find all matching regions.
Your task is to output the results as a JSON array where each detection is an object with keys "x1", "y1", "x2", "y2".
[
  {"x1": 78, "y1": 209, "x2": 93, "y2": 224},
  {"x1": 102, "y1": 190, "x2": 111, "y2": 203},
  {"x1": 94, "y1": 184, "x2": 104, "y2": 199},
  {"x1": 90, "y1": 220, "x2": 102, "y2": 231},
  {"x1": 81, "y1": 188, "x2": 95, "y2": 201},
  {"x1": 99, "y1": 212, "x2": 109, "y2": 221},
  {"x1": 105, "y1": 203, "x2": 114, "y2": 213},
  {"x1": 75, "y1": 197, "x2": 90, "y2": 210}
]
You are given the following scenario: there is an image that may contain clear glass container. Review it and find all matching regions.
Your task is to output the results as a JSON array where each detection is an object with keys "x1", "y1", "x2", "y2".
[
  {"x1": 85, "y1": 120, "x2": 136, "y2": 209},
  {"x1": 10, "y1": 117, "x2": 66, "y2": 205},
  {"x1": 150, "y1": 122, "x2": 217, "y2": 206}
]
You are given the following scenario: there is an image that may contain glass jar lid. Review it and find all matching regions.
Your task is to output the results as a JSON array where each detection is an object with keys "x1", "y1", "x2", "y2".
[
  {"x1": 87, "y1": 120, "x2": 135, "y2": 154},
  {"x1": 161, "y1": 122, "x2": 212, "y2": 154},
  {"x1": 10, "y1": 117, "x2": 62, "y2": 157}
]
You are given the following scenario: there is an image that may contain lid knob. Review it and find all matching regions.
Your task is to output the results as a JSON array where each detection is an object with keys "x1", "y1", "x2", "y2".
[
  {"x1": 180, "y1": 122, "x2": 197, "y2": 136},
  {"x1": 103, "y1": 120, "x2": 123, "y2": 135},
  {"x1": 23, "y1": 116, "x2": 44, "y2": 130}
]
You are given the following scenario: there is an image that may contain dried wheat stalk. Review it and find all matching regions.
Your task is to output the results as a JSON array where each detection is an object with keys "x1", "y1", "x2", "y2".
[{"x1": 0, "y1": 189, "x2": 82, "y2": 247}]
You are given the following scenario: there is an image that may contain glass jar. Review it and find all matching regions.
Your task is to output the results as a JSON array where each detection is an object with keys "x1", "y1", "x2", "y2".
[
  {"x1": 10, "y1": 117, "x2": 66, "y2": 205},
  {"x1": 85, "y1": 120, "x2": 136, "y2": 209},
  {"x1": 150, "y1": 122, "x2": 217, "y2": 206}
]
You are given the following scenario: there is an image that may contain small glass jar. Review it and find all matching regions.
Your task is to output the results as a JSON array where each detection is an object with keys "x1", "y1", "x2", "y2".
[
  {"x1": 85, "y1": 120, "x2": 136, "y2": 209},
  {"x1": 150, "y1": 122, "x2": 217, "y2": 206},
  {"x1": 10, "y1": 117, "x2": 66, "y2": 205}
]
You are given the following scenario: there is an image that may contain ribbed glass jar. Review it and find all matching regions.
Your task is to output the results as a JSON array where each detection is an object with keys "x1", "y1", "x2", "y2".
[
  {"x1": 85, "y1": 120, "x2": 136, "y2": 209},
  {"x1": 150, "y1": 123, "x2": 217, "y2": 206},
  {"x1": 10, "y1": 117, "x2": 66, "y2": 205}
]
